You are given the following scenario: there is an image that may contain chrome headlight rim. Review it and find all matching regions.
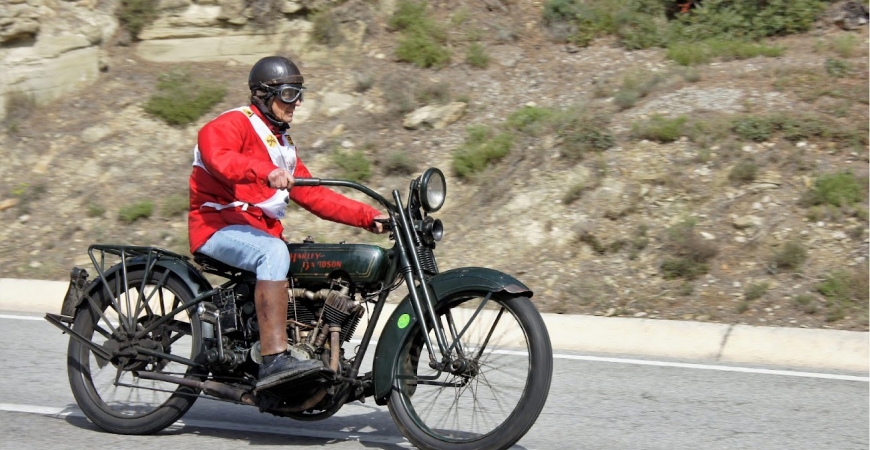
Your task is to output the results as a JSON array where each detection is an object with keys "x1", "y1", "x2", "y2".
[{"x1": 418, "y1": 167, "x2": 446, "y2": 213}]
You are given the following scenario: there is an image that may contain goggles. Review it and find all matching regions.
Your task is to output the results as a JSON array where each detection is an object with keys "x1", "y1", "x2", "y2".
[{"x1": 262, "y1": 83, "x2": 305, "y2": 104}]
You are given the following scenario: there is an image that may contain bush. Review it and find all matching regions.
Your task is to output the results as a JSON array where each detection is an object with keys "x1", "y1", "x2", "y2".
[
  {"x1": 396, "y1": 33, "x2": 452, "y2": 68},
  {"x1": 553, "y1": 110, "x2": 615, "y2": 160},
  {"x1": 161, "y1": 193, "x2": 189, "y2": 218},
  {"x1": 771, "y1": 241, "x2": 808, "y2": 271},
  {"x1": 144, "y1": 67, "x2": 226, "y2": 126},
  {"x1": 799, "y1": 172, "x2": 866, "y2": 208},
  {"x1": 3, "y1": 91, "x2": 36, "y2": 133},
  {"x1": 453, "y1": 126, "x2": 513, "y2": 179},
  {"x1": 728, "y1": 160, "x2": 758, "y2": 184},
  {"x1": 119, "y1": 201, "x2": 154, "y2": 223},
  {"x1": 744, "y1": 282, "x2": 769, "y2": 301},
  {"x1": 824, "y1": 58, "x2": 851, "y2": 78},
  {"x1": 506, "y1": 106, "x2": 554, "y2": 135},
  {"x1": 117, "y1": 0, "x2": 158, "y2": 40},
  {"x1": 662, "y1": 217, "x2": 718, "y2": 279},
  {"x1": 732, "y1": 115, "x2": 774, "y2": 141},
  {"x1": 311, "y1": 11, "x2": 342, "y2": 47},
  {"x1": 391, "y1": 0, "x2": 451, "y2": 68},
  {"x1": 562, "y1": 182, "x2": 586, "y2": 205},
  {"x1": 816, "y1": 267, "x2": 870, "y2": 322},
  {"x1": 661, "y1": 257, "x2": 709, "y2": 280},
  {"x1": 465, "y1": 43, "x2": 490, "y2": 68},
  {"x1": 631, "y1": 115, "x2": 687, "y2": 143},
  {"x1": 668, "y1": 39, "x2": 784, "y2": 66},
  {"x1": 381, "y1": 151, "x2": 417, "y2": 176},
  {"x1": 668, "y1": 0, "x2": 826, "y2": 42},
  {"x1": 332, "y1": 149, "x2": 372, "y2": 183}
]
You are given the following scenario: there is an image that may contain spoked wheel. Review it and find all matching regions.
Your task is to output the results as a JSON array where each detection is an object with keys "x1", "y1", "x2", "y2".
[
  {"x1": 388, "y1": 291, "x2": 553, "y2": 450},
  {"x1": 67, "y1": 267, "x2": 204, "y2": 434}
]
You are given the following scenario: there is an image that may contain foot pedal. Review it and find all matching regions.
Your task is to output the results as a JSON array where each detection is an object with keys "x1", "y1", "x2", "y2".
[{"x1": 254, "y1": 367, "x2": 334, "y2": 394}]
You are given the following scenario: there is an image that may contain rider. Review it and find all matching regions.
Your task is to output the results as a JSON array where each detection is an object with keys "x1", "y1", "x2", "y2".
[{"x1": 188, "y1": 55, "x2": 387, "y2": 391}]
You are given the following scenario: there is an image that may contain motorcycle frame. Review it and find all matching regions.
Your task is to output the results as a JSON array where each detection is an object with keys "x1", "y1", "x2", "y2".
[{"x1": 45, "y1": 178, "x2": 532, "y2": 406}]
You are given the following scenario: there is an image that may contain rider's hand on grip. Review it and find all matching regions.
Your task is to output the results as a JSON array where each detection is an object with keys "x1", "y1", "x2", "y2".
[{"x1": 267, "y1": 168, "x2": 295, "y2": 190}]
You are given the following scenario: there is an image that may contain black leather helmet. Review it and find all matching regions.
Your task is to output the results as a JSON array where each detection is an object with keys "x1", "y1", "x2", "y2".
[{"x1": 248, "y1": 56, "x2": 304, "y2": 92}]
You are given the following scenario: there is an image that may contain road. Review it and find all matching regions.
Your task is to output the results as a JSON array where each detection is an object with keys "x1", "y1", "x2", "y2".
[{"x1": 0, "y1": 312, "x2": 866, "y2": 450}]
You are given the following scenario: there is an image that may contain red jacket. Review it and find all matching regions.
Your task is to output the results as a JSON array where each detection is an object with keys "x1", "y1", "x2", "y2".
[{"x1": 188, "y1": 106, "x2": 380, "y2": 253}]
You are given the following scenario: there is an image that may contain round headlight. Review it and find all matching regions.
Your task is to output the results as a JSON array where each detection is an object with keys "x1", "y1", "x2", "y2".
[{"x1": 418, "y1": 168, "x2": 446, "y2": 212}]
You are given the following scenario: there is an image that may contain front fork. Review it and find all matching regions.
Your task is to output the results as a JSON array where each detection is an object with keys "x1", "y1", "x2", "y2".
[{"x1": 389, "y1": 191, "x2": 478, "y2": 374}]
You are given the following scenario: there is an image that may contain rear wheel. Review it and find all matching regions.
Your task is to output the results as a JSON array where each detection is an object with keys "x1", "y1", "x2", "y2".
[
  {"x1": 387, "y1": 292, "x2": 553, "y2": 450},
  {"x1": 67, "y1": 267, "x2": 204, "y2": 434}
]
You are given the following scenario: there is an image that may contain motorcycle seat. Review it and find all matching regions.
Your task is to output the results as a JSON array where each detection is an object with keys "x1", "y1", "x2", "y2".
[{"x1": 193, "y1": 252, "x2": 256, "y2": 279}]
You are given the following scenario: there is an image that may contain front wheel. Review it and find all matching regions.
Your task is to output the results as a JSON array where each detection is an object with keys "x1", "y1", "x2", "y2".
[
  {"x1": 67, "y1": 267, "x2": 204, "y2": 434},
  {"x1": 387, "y1": 292, "x2": 553, "y2": 450}
]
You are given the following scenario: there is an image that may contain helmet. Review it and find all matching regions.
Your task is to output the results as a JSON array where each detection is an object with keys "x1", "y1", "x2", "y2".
[{"x1": 248, "y1": 56, "x2": 304, "y2": 92}]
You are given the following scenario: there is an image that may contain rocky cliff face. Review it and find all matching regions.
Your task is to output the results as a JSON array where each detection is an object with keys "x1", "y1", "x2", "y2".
[
  {"x1": 0, "y1": 0, "x2": 377, "y2": 121},
  {"x1": 0, "y1": 1, "x2": 867, "y2": 331}
]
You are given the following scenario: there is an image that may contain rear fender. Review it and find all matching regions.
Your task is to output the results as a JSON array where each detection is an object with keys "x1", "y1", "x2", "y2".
[
  {"x1": 371, "y1": 267, "x2": 532, "y2": 405},
  {"x1": 73, "y1": 257, "x2": 213, "y2": 311}
]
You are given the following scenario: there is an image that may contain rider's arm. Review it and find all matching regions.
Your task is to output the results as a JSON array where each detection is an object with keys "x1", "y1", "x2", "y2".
[
  {"x1": 289, "y1": 158, "x2": 381, "y2": 229},
  {"x1": 197, "y1": 112, "x2": 277, "y2": 186}
]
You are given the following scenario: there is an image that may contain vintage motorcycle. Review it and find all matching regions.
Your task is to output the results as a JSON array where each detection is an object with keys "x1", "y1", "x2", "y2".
[{"x1": 45, "y1": 167, "x2": 553, "y2": 450}]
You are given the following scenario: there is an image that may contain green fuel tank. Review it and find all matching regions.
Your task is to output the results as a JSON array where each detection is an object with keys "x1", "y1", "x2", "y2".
[{"x1": 286, "y1": 243, "x2": 390, "y2": 285}]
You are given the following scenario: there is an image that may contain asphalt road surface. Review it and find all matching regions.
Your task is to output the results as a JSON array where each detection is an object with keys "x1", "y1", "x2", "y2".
[{"x1": 1, "y1": 312, "x2": 866, "y2": 450}]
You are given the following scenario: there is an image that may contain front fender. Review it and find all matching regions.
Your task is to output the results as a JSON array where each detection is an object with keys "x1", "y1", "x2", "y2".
[{"x1": 371, "y1": 267, "x2": 532, "y2": 405}]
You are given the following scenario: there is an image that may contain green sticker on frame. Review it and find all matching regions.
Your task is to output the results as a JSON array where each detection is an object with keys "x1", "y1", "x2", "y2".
[{"x1": 397, "y1": 313, "x2": 410, "y2": 329}]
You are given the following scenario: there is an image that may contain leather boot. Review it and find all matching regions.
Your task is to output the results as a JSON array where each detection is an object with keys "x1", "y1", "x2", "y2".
[{"x1": 254, "y1": 280, "x2": 323, "y2": 391}]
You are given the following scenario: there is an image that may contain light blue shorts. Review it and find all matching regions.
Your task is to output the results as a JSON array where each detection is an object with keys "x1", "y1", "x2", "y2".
[{"x1": 197, "y1": 225, "x2": 290, "y2": 281}]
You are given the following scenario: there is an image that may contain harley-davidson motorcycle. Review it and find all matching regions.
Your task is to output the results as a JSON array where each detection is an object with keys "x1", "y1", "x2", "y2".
[{"x1": 45, "y1": 167, "x2": 553, "y2": 450}]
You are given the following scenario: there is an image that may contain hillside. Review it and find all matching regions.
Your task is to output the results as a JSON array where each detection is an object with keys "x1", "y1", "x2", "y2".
[{"x1": 0, "y1": 0, "x2": 867, "y2": 331}]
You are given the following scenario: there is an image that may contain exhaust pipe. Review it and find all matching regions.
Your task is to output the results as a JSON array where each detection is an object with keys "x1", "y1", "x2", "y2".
[{"x1": 136, "y1": 371, "x2": 257, "y2": 406}]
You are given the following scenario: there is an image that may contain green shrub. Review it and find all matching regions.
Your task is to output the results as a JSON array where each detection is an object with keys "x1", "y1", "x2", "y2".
[
  {"x1": 824, "y1": 58, "x2": 851, "y2": 78},
  {"x1": 631, "y1": 115, "x2": 687, "y2": 143},
  {"x1": 800, "y1": 172, "x2": 866, "y2": 208},
  {"x1": 732, "y1": 115, "x2": 774, "y2": 141},
  {"x1": 615, "y1": 9, "x2": 666, "y2": 49},
  {"x1": 144, "y1": 67, "x2": 226, "y2": 126},
  {"x1": 664, "y1": 217, "x2": 719, "y2": 276},
  {"x1": 161, "y1": 193, "x2": 189, "y2": 218},
  {"x1": 661, "y1": 257, "x2": 709, "y2": 280},
  {"x1": 396, "y1": 33, "x2": 451, "y2": 68},
  {"x1": 553, "y1": 110, "x2": 615, "y2": 160},
  {"x1": 3, "y1": 91, "x2": 36, "y2": 133},
  {"x1": 415, "y1": 81, "x2": 451, "y2": 105},
  {"x1": 668, "y1": 39, "x2": 784, "y2": 66},
  {"x1": 771, "y1": 240, "x2": 808, "y2": 271},
  {"x1": 332, "y1": 149, "x2": 372, "y2": 183},
  {"x1": 668, "y1": 0, "x2": 826, "y2": 42},
  {"x1": 816, "y1": 268, "x2": 870, "y2": 322},
  {"x1": 728, "y1": 160, "x2": 758, "y2": 184},
  {"x1": 381, "y1": 151, "x2": 417, "y2": 176},
  {"x1": 391, "y1": 0, "x2": 451, "y2": 68},
  {"x1": 311, "y1": 11, "x2": 342, "y2": 46},
  {"x1": 453, "y1": 126, "x2": 514, "y2": 179},
  {"x1": 119, "y1": 201, "x2": 154, "y2": 223},
  {"x1": 562, "y1": 182, "x2": 586, "y2": 205},
  {"x1": 744, "y1": 282, "x2": 769, "y2": 301},
  {"x1": 465, "y1": 43, "x2": 490, "y2": 68},
  {"x1": 117, "y1": 0, "x2": 158, "y2": 40},
  {"x1": 830, "y1": 33, "x2": 860, "y2": 58},
  {"x1": 506, "y1": 106, "x2": 554, "y2": 135},
  {"x1": 613, "y1": 89, "x2": 641, "y2": 110},
  {"x1": 85, "y1": 201, "x2": 106, "y2": 218}
]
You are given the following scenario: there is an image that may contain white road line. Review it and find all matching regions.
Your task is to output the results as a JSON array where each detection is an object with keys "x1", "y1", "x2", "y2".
[
  {"x1": 0, "y1": 403, "x2": 412, "y2": 446},
  {"x1": 0, "y1": 314, "x2": 45, "y2": 321},
  {"x1": 7, "y1": 313, "x2": 868, "y2": 383}
]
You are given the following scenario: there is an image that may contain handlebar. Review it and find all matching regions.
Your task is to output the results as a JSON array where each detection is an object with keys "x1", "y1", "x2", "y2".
[{"x1": 293, "y1": 178, "x2": 321, "y2": 187}]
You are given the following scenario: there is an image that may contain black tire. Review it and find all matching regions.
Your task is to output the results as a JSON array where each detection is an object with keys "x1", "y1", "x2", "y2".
[
  {"x1": 387, "y1": 292, "x2": 553, "y2": 450},
  {"x1": 67, "y1": 267, "x2": 204, "y2": 434}
]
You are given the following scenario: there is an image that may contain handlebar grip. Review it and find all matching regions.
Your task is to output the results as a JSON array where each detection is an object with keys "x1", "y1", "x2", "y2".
[{"x1": 294, "y1": 178, "x2": 321, "y2": 187}]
